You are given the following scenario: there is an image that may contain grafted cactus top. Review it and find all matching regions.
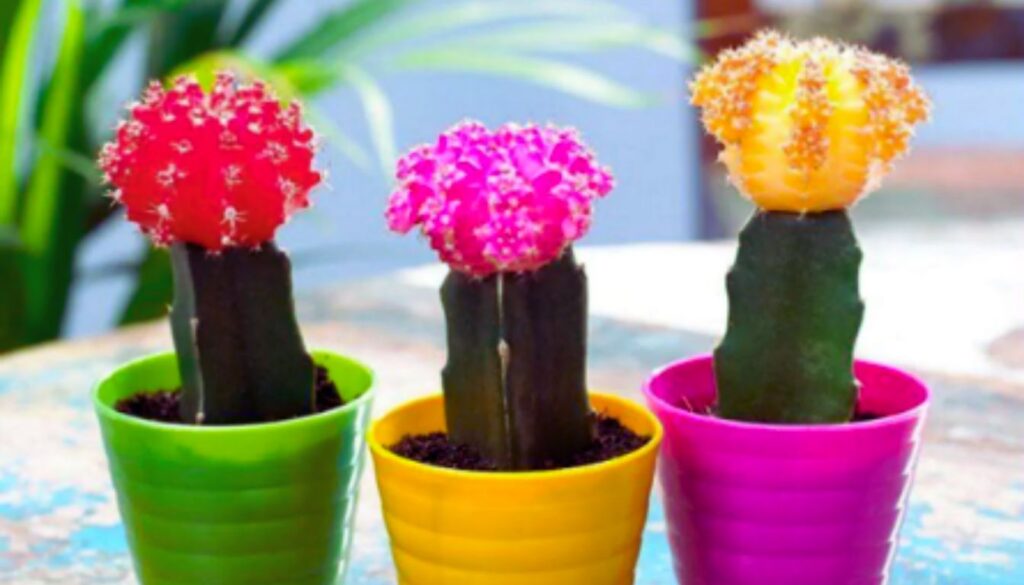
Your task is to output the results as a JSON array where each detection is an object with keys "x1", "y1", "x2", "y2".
[
  {"x1": 691, "y1": 30, "x2": 931, "y2": 212},
  {"x1": 385, "y1": 120, "x2": 614, "y2": 277},
  {"x1": 99, "y1": 72, "x2": 322, "y2": 251}
]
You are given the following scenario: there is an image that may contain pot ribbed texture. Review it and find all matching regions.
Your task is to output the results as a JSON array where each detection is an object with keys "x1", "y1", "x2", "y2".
[
  {"x1": 643, "y1": 355, "x2": 930, "y2": 585},
  {"x1": 369, "y1": 393, "x2": 662, "y2": 585},
  {"x1": 94, "y1": 350, "x2": 374, "y2": 585}
]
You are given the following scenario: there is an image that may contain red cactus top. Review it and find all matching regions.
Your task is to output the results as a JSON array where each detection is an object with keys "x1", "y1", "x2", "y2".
[
  {"x1": 99, "y1": 72, "x2": 322, "y2": 251},
  {"x1": 386, "y1": 120, "x2": 614, "y2": 277}
]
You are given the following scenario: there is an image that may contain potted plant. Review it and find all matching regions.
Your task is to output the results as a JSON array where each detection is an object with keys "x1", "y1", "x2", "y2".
[
  {"x1": 92, "y1": 72, "x2": 375, "y2": 585},
  {"x1": 642, "y1": 31, "x2": 932, "y2": 584},
  {"x1": 371, "y1": 120, "x2": 662, "y2": 584}
]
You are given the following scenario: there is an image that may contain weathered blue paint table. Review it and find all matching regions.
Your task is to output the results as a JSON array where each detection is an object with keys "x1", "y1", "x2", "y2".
[{"x1": 2, "y1": 225, "x2": 1023, "y2": 584}]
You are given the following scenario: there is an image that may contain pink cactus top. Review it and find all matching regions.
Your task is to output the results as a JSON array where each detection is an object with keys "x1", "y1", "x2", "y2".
[
  {"x1": 99, "y1": 72, "x2": 322, "y2": 251},
  {"x1": 386, "y1": 120, "x2": 614, "y2": 277}
]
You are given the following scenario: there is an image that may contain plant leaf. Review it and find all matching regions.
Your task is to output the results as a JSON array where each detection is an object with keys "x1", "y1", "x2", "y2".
[
  {"x1": 0, "y1": 0, "x2": 20, "y2": 41},
  {"x1": 275, "y1": 60, "x2": 340, "y2": 95},
  {"x1": 146, "y1": 0, "x2": 229, "y2": 78},
  {"x1": 120, "y1": 246, "x2": 172, "y2": 324},
  {"x1": 227, "y1": 0, "x2": 277, "y2": 46},
  {"x1": 82, "y1": 0, "x2": 163, "y2": 91},
  {"x1": 169, "y1": 50, "x2": 285, "y2": 90},
  {"x1": 0, "y1": 233, "x2": 26, "y2": 352},
  {"x1": 343, "y1": 0, "x2": 631, "y2": 59},
  {"x1": 20, "y1": 0, "x2": 86, "y2": 342},
  {"x1": 34, "y1": 138, "x2": 102, "y2": 185},
  {"x1": 304, "y1": 104, "x2": 371, "y2": 170},
  {"x1": 274, "y1": 0, "x2": 417, "y2": 62},
  {"x1": 174, "y1": 50, "x2": 338, "y2": 98},
  {"x1": 82, "y1": 0, "x2": 232, "y2": 89},
  {"x1": 0, "y1": 0, "x2": 43, "y2": 226},
  {"x1": 22, "y1": 2, "x2": 84, "y2": 253},
  {"x1": 338, "y1": 65, "x2": 395, "y2": 173},
  {"x1": 394, "y1": 49, "x2": 654, "y2": 108},
  {"x1": 428, "y1": 21, "x2": 696, "y2": 62},
  {"x1": 0, "y1": 225, "x2": 18, "y2": 247}
]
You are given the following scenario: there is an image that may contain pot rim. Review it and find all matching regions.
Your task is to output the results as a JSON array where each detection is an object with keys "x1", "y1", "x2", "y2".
[
  {"x1": 368, "y1": 392, "x2": 663, "y2": 481},
  {"x1": 643, "y1": 353, "x2": 930, "y2": 433},
  {"x1": 93, "y1": 348, "x2": 375, "y2": 434}
]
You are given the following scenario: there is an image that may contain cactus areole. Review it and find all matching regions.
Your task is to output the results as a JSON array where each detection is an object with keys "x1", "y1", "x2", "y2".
[
  {"x1": 100, "y1": 72, "x2": 323, "y2": 424},
  {"x1": 692, "y1": 31, "x2": 931, "y2": 423},
  {"x1": 387, "y1": 120, "x2": 614, "y2": 469}
]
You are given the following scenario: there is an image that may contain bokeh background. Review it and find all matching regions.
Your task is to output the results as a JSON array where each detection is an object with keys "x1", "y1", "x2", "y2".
[{"x1": 0, "y1": 0, "x2": 1021, "y2": 349}]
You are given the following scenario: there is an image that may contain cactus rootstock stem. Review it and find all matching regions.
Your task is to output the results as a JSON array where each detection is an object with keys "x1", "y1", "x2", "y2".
[
  {"x1": 440, "y1": 248, "x2": 594, "y2": 470},
  {"x1": 170, "y1": 241, "x2": 314, "y2": 425},
  {"x1": 714, "y1": 210, "x2": 864, "y2": 423}
]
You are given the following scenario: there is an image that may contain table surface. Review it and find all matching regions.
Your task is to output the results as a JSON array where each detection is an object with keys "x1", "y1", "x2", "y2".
[{"x1": 2, "y1": 220, "x2": 1023, "y2": 584}]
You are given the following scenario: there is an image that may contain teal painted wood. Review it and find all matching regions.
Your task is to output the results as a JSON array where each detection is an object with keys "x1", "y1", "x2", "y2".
[{"x1": 2, "y1": 274, "x2": 1023, "y2": 584}]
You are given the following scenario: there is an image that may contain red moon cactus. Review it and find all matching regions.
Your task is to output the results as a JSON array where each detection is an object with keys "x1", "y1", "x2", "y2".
[{"x1": 99, "y1": 72, "x2": 322, "y2": 251}]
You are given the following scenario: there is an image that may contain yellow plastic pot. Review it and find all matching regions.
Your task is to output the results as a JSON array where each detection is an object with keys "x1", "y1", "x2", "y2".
[{"x1": 369, "y1": 393, "x2": 662, "y2": 585}]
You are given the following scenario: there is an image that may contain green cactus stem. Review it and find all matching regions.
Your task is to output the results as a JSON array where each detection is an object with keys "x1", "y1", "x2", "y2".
[
  {"x1": 440, "y1": 247, "x2": 594, "y2": 470},
  {"x1": 169, "y1": 241, "x2": 314, "y2": 424},
  {"x1": 714, "y1": 210, "x2": 864, "y2": 423}
]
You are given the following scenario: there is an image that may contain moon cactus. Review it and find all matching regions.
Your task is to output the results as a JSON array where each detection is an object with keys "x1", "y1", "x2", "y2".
[
  {"x1": 387, "y1": 120, "x2": 613, "y2": 469},
  {"x1": 692, "y1": 31, "x2": 931, "y2": 423},
  {"x1": 99, "y1": 72, "x2": 323, "y2": 424}
]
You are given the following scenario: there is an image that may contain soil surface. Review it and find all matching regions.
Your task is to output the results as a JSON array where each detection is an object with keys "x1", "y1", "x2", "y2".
[
  {"x1": 852, "y1": 411, "x2": 882, "y2": 422},
  {"x1": 115, "y1": 365, "x2": 344, "y2": 423},
  {"x1": 691, "y1": 402, "x2": 885, "y2": 423},
  {"x1": 390, "y1": 414, "x2": 650, "y2": 472}
]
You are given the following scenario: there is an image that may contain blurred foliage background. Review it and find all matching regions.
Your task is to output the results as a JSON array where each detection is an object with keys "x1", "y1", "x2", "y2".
[
  {"x1": 0, "y1": 0, "x2": 715, "y2": 353},
  {"x1": 4, "y1": 0, "x2": 1020, "y2": 354}
]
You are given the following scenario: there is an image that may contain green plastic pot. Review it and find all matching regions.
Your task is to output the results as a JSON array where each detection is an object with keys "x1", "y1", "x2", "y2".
[{"x1": 94, "y1": 350, "x2": 375, "y2": 585}]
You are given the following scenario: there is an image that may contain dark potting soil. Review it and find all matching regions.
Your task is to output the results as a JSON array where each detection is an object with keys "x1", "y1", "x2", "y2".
[
  {"x1": 688, "y1": 401, "x2": 885, "y2": 424},
  {"x1": 389, "y1": 414, "x2": 650, "y2": 472},
  {"x1": 115, "y1": 365, "x2": 344, "y2": 424},
  {"x1": 852, "y1": 411, "x2": 882, "y2": 422},
  {"x1": 313, "y1": 365, "x2": 344, "y2": 412}
]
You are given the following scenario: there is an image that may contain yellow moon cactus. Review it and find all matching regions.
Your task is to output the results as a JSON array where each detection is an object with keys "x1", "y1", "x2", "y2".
[{"x1": 691, "y1": 31, "x2": 931, "y2": 212}]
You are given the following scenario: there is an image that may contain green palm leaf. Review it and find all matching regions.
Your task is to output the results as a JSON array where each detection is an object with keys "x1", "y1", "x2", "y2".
[
  {"x1": 227, "y1": 0, "x2": 277, "y2": 45},
  {"x1": 304, "y1": 104, "x2": 371, "y2": 171},
  {"x1": 146, "y1": 0, "x2": 229, "y2": 78},
  {"x1": 83, "y1": 0, "x2": 168, "y2": 90},
  {"x1": 120, "y1": 247, "x2": 172, "y2": 325},
  {"x1": 0, "y1": 0, "x2": 43, "y2": 225},
  {"x1": 338, "y1": 65, "x2": 396, "y2": 173},
  {"x1": 394, "y1": 49, "x2": 654, "y2": 108},
  {"x1": 275, "y1": 0, "x2": 417, "y2": 62},
  {"x1": 343, "y1": 0, "x2": 630, "y2": 59},
  {"x1": 20, "y1": 0, "x2": 85, "y2": 341},
  {"x1": 0, "y1": 228, "x2": 25, "y2": 351},
  {"x1": 275, "y1": 59, "x2": 340, "y2": 94},
  {"x1": 425, "y1": 21, "x2": 696, "y2": 62},
  {"x1": 0, "y1": 0, "x2": 18, "y2": 35}
]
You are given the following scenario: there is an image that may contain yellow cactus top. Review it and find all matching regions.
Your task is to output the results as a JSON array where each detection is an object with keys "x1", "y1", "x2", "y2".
[{"x1": 691, "y1": 30, "x2": 931, "y2": 213}]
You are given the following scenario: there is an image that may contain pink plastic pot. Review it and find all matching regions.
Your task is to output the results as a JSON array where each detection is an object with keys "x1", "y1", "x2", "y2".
[{"x1": 643, "y1": 355, "x2": 930, "y2": 585}]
